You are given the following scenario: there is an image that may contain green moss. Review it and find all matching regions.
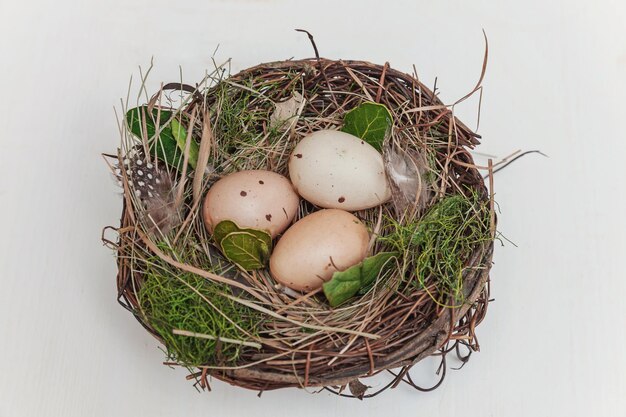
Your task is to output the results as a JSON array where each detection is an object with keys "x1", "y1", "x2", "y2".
[
  {"x1": 138, "y1": 260, "x2": 259, "y2": 367},
  {"x1": 379, "y1": 193, "x2": 491, "y2": 305}
]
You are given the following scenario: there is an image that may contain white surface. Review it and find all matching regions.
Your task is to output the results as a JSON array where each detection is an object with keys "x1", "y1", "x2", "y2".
[{"x1": 1, "y1": 0, "x2": 625, "y2": 416}]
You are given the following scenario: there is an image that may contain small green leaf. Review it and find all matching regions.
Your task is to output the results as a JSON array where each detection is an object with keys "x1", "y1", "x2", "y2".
[
  {"x1": 220, "y1": 232, "x2": 270, "y2": 270},
  {"x1": 323, "y1": 252, "x2": 398, "y2": 307},
  {"x1": 361, "y1": 251, "x2": 398, "y2": 286},
  {"x1": 213, "y1": 220, "x2": 240, "y2": 244},
  {"x1": 322, "y1": 263, "x2": 363, "y2": 307},
  {"x1": 358, "y1": 252, "x2": 398, "y2": 295},
  {"x1": 213, "y1": 220, "x2": 273, "y2": 271},
  {"x1": 170, "y1": 118, "x2": 199, "y2": 169},
  {"x1": 213, "y1": 220, "x2": 272, "y2": 248},
  {"x1": 126, "y1": 106, "x2": 174, "y2": 137},
  {"x1": 125, "y1": 106, "x2": 196, "y2": 171},
  {"x1": 341, "y1": 102, "x2": 393, "y2": 152},
  {"x1": 243, "y1": 228, "x2": 273, "y2": 250}
]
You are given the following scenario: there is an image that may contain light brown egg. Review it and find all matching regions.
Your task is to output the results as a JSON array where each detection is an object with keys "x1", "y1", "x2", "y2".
[
  {"x1": 269, "y1": 209, "x2": 369, "y2": 292},
  {"x1": 203, "y1": 170, "x2": 300, "y2": 238}
]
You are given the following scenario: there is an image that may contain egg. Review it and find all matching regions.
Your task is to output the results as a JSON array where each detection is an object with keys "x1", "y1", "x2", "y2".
[
  {"x1": 269, "y1": 209, "x2": 369, "y2": 292},
  {"x1": 288, "y1": 130, "x2": 392, "y2": 211},
  {"x1": 203, "y1": 170, "x2": 300, "y2": 238}
]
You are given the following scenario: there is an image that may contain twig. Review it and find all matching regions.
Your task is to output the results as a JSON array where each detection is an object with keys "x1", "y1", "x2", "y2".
[{"x1": 193, "y1": 110, "x2": 213, "y2": 205}]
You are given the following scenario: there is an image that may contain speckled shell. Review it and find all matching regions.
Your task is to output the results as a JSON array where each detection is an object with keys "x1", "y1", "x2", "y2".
[
  {"x1": 203, "y1": 170, "x2": 300, "y2": 238},
  {"x1": 288, "y1": 130, "x2": 391, "y2": 211}
]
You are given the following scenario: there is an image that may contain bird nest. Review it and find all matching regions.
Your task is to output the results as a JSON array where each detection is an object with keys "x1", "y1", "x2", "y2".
[{"x1": 103, "y1": 48, "x2": 496, "y2": 398}]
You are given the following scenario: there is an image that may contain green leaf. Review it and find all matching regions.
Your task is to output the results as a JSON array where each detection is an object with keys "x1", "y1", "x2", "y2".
[
  {"x1": 341, "y1": 102, "x2": 392, "y2": 152},
  {"x1": 322, "y1": 265, "x2": 363, "y2": 308},
  {"x1": 213, "y1": 220, "x2": 272, "y2": 248},
  {"x1": 170, "y1": 118, "x2": 199, "y2": 169},
  {"x1": 359, "y1": 251, "x2": 398, "y2": 294},
  {"x1": 213, "y1": 220, "x2": 240, "y2": 245},
  {"x1": 125, "y1": 106, "x2": 196, "y2": 171},
  {"x1": 323, "y1": 252, "x2": 398, "y2": 307},
  {"x1": 220, "y1": 232, "x2": 270, "y2": 270},
  {"x1": 213, "y1": 220, "x2": 273, "y2": 271}
]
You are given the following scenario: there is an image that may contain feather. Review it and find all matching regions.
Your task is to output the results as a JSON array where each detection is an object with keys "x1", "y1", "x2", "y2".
[
  {"x1": 383, "y1": 143, "x2": 432, "y2": 219},
  {"x1": 270, "y1": 92, "x2": 305, "y2": 128},
  {"x1": 115, "y1": 148, "x2": 182, "y2": 235}
]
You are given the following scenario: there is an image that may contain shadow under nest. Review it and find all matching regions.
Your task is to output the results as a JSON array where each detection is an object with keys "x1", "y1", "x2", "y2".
[{"x1": 104, "y1": 56, "x2": 496, "y2": 399}]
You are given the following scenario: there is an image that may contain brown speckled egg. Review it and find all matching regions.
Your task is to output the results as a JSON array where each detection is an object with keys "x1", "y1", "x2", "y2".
[
  {"x1": 203, "y1": 170, "x2": 300, "y2": 238},
  {"x1": 269, "y1": 209, "x2": 369, "y2": 292}
]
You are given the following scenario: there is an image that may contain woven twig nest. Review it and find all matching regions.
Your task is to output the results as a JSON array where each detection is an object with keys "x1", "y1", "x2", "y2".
[{"x1": 104, "y1": 54, "x2": 495, "y2": 398}]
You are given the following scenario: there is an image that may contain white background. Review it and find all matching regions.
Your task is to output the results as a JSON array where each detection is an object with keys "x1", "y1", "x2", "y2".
[{"x1": 1, "y1": 0, "x2": 625, "y2": 416}]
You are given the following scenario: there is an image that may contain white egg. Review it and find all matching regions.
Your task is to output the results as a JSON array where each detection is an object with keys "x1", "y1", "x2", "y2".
[{"x1": 289, "y1": 130, "x2": 391, "y2": 211}]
